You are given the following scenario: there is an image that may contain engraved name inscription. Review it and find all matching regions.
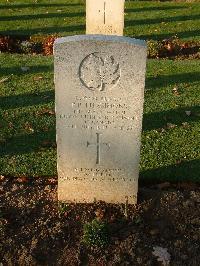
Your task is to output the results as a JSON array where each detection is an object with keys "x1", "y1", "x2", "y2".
[
  {"x1": 59, "y1": 96, "x2": 135, "y2": 131},
  {"x1": 94, "y1": 25, "x2": 116, "y2": 34}
]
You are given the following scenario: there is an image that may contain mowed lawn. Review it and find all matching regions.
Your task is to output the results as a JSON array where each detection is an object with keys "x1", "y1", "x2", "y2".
[
  {"x1": 0, "y1": 0, "x2": 199, "y2": 40},
  {"x1": 0, "y1": 54, "x2": 199, "y2": 182}
]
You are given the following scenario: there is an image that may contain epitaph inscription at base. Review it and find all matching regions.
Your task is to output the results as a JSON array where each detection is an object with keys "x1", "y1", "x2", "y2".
[{"x1": 54, "y1": 35, "x2": 147, "y2": 204}]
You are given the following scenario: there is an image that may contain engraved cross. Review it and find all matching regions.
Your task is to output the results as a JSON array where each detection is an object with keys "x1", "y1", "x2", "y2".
[
  {"x1": 103, "y1": 1, "x2": 106, "y2": 24},
  {"x1": 87, "y1": 133, "x2": 110, "y2": 164}
]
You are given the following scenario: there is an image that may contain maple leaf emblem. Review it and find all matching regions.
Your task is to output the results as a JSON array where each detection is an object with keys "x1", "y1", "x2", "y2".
[{"x1": 79, "y1": 53, "x2": 121, "y2": 91}]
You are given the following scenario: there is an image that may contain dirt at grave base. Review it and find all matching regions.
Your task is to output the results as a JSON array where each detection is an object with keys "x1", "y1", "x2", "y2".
[{"x1": 0, "y1": 177, "x2": 199, "y2": 266}]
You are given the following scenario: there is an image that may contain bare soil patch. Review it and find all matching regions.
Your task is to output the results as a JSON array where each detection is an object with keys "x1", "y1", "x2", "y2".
[
  {"x1": 0, "y1": 177, "x2": 199, "y2": 265},
  {"x1": 1, "y1": 35, "x2": 200, "y2": 59}
]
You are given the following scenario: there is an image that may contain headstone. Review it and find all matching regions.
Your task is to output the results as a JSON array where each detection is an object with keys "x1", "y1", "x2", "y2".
[
  {"x1": 86, "y1": 0, "x2": 125, "y2": 36},
  {"x1": 54, "y1": 35, "x2": 147, "y2": 204}
]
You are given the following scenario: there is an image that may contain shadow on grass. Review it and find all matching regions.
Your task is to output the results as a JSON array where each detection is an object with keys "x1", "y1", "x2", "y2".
[
  {"x1": 0, "y1": 24, "x2": 85, "y2": 36},
  {"x1": 125, "y1": 14, "x2": 200, "y2": 27},
  {"x1": 0, "y1": 65, "x2": 53, "y2": 75},
  {"x1": 0, "y1": 90, "x2": 54, "y2": 110},
  {"x1": 126, "y1": 6, "x2": 186, "y2": 13},
  {"x1": 143, "y1": 106, "x2": 200, "y2": 131},
  {"x1": 0, "y1": 3, "x2": 83, "y2": 9},
  {"x1": 130, "y1": 30, "x2": 200, "y2": 40},
  {"x1": 146, "y1": 72, "x2": 200, "y2": 89},
  {"x1": 0, "y1": 12, "x2": 85, "y2": 22},
  {"x1": 0, "y1": 130, "x2": 56, "y2": 156},
  {"x1": 140, "y1": 159, "x2": 200, "y2": 183}
]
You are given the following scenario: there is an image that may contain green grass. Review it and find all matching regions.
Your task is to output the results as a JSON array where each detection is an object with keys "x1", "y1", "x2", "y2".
[
  {"x1": 0, "y1": 0, "x2": 199, "y2": 41},
  {"x1": 0, "y1": 54, "x2": 199, "y2": 182},
  {"x1": 0, "y1": 54, "x2": 56, "y2": 177},
  {"x1": 142, "y1": 59, "x2": 200, "y2": 182}
]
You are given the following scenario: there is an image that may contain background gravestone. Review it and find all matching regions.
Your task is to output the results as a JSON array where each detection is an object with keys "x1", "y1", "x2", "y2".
[
  {"x1": 86, "y1": 0, "x2": 125, "y2": 35},
  {"x1": 54, "y1": 35, "x2": 147, "y2": 204}
]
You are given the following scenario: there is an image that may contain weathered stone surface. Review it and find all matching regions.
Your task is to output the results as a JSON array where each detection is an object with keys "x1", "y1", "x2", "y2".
[
  {"x1": 86, "y1": 0, "x2": 125, "y2": 36},
  {"x1": 54, "y1": 35, "x2": 147, "y2": 204}
]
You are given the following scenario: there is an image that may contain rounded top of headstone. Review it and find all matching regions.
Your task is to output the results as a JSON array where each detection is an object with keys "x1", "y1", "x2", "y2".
[{"x1": 54, "y1": 35, "x2": 146, "y2": 48}]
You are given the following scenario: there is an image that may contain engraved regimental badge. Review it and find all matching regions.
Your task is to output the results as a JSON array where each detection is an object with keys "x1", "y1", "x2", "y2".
[{"x1": 79, "y1": 53, "x2": 121, "y2": 92}]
